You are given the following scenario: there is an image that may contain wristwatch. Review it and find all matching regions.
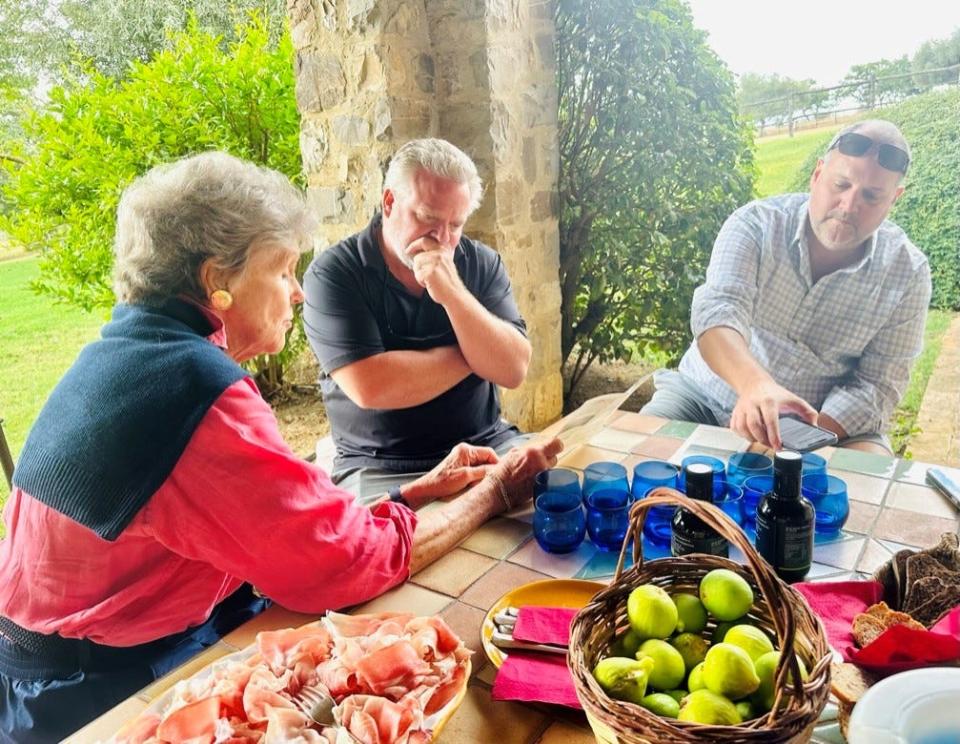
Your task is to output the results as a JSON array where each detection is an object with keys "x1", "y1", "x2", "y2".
[{"x1": 388, "y1": 486, "x2": 410, "y2": 508}]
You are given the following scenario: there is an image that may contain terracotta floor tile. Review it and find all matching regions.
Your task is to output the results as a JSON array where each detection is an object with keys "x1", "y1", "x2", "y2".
[
  {"x1": 353, "y1": 582, "x2": 452, "y2": 617},
  {"x1": 459, "y1": 562, "x2": 552, "y2": 610},
  {"x1": 845, "y1": 501, "x2": 880, "y2": 535},
  {"x1": 139, "y1": 641, "x2": 235, "y2": 701},
  {"x1": 536, "y1": 720, "x2": 597, "y2": 743},
  {"x1": 588, "y1": 428, "x2": 648, "y2": 453},
  {"x1": 630, "y1": 435, "x2": 685, "y2": 461},
  {"x1": 813, "y1": 537, "x2": 865, "y2": 570},
  {"x1": 508, "y1": 538, "x2": 596, "y2": 578},
  {"x1": 412, "y1": 548, "x2": 498, "y2": 597},
  {"x1": 609, "y1": 412, "x2": 667, "y2": 434},
  {"x1": 220, "y1": 604, "x2": 320, "y2": 650},
  {"x1": 461, "y1": 517, "x2": 533, "y2": 559},
  {"x1": 63, "y1": 696, "x2": 148, "y2": 743},
  {"x1": 559, "y1": 445, "x2": 627, "y2": 470},
  {"x1": 885, "y1": 481, "x2": 958, "y2": 519},
  {"x1": 856, "y1": 539, "x2": 894, "y2": 574},
  {"x1": 435, "y1": 683, "x2": 549, "y2": 744},
  {"x1": 837, "y1": 471, "x2": 889, "y2": 505},
  {"x1": 872, "y1": 508, "x2": 959, "y2": 548},
  {"x1": 439, "y1": 601, "x2": 490, "y2": 674}
]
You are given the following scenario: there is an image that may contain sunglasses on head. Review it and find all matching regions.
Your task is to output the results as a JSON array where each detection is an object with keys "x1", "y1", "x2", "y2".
[{"x1": 827, "y1": 132, "x2": 910, "y2": 174}]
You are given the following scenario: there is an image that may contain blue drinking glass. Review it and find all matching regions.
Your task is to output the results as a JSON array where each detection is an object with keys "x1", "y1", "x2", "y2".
[
  {"x1": 631, "y1": 460, "x2": 679, "y2": 547},
  {"x1": 533, "y1": 490, "x2": 587, "y2": 554},
  {"x1": 726, "y1": 452, "x2": 774, "y2": 487},
  {"x1": 801, "y1": 452, "x2": 829, "y2": 491},
  {"x1": 534, "y1": 468, "x2": 581, "y2": 500},
  {"x1": 801, "y1": 474, "x2": 850, "y2": 536},
  {"x1": 679, "y1": 455, "x2": 727, "y2": 498},
  {"x1": 583, "y1": 462, "x2": 630, "y2": 502},
  {"x1": 742, "y1": 474, "x2": 774, "y2": 528},
  {"x1": 717, "y1": 483, "x2": 745, "y2": 527},
  {"x1": 585, "y1": 488, "x2": 631, "y2": 552}
]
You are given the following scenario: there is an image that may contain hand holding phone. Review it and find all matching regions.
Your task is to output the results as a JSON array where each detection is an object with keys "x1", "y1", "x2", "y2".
[{"x1": 778, "y1": 416, "x2": 839, "y2": 453}]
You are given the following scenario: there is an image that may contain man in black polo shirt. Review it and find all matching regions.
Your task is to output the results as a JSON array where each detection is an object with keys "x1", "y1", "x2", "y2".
[{"x1": 303, "y1": 138, "x2": 532, "y2": 501}]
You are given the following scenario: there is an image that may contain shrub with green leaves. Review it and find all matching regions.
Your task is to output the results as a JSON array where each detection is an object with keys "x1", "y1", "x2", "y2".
[
  {"x1": 0, "y1": 14, "x2": 304, "y2": 391},
  {"x1": 789, "y1": 89, "x2": 960, "y2": 310},
  {"x1": 557, "y1": 0, "x2": 755, "y2": 399}
]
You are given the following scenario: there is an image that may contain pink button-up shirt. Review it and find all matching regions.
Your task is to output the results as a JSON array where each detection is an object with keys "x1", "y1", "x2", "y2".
[{"x1": 0, "y1": 343, "x2": 417, "y2": 647}]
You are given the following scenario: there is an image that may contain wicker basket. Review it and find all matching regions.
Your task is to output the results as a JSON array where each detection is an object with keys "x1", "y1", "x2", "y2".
[{"x1": 568, "y1": 487, "x2": 832, "y2": 744}]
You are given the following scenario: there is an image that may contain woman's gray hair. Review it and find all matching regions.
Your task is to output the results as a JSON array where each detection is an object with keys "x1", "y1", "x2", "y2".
[
  {"x1": 383, "y1": 138, "x2": 483, "y2": 213},
  {"x1": 114, "y1": 151, "x2": 317, "y2": 305}
]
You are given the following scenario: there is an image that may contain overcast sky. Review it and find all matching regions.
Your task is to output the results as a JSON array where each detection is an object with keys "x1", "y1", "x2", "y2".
[{"x1": 685, "y1": 0, "x2": 960, "y2": 86}]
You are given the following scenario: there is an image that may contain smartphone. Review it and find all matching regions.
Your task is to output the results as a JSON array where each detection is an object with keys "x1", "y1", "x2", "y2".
[
  {"x1": 926, "y1": 468, "x2": 960, "y2": 513},
  {"x1": 778, "y1": 416, "x2": 838, "y2": 452}
]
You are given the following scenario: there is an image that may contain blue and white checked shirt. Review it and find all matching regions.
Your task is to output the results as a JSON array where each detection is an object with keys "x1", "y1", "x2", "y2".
[{"x1": 678, "y1": 193, "x2": 931, "y2": 437}]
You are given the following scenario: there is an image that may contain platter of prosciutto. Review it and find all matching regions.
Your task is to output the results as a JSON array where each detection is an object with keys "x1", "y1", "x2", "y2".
[{"x1": 107, "y1": 611, "x2": 471, "y2": 744}]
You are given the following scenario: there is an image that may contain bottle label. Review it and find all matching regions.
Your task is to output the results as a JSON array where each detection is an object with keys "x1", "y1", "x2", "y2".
[
  {"x1": 671, "y1": 529, "x2": 728, "y2": 558},
  {"x1": 756, "y1": 513, "x2": 812, "y2": 570}
]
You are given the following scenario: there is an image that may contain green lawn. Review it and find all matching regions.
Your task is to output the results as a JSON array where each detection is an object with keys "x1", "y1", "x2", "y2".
[
  {"x1": 0, "y1": 257, "x2": 102, "y2": 527},
  {"x1": 891, "y1": 309, "x2": 954, "y2": 456},
  {"x1": 754, "y1": 125, "x2": 840, "y2": 198}
]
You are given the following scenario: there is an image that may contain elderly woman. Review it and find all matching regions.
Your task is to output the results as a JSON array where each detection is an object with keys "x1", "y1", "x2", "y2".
[{"x1": 0, "y1": 152, "x2": 560, "y2": 743}]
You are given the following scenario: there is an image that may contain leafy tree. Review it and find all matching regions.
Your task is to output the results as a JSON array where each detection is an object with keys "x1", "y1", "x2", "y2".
[
  {"x1": 912, "y1": 29, "x2": 960, "y2": 86},
  {"x1": 556, "y1": 0, "x2": 755, "y2": 399},
  {"x1": 738, "y1": 73, "x2": 829, "y2": 132},
  {"x1": 0, "y1": 0, "x2": 286, "y2": 90},
  {"x1": 842, "y1": 57, "x2": 917, "y2": 108},
  {"x1": 789, "y1": 89, "x2": 960, "y2": 310},
  {"x1": 0, "y1": 15, "x2": 304, "y2": 392}
]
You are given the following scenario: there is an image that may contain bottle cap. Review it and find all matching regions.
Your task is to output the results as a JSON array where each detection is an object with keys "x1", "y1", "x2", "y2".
[{"x1": 684, "y1": 462, "x2": 714, "y2": 502}]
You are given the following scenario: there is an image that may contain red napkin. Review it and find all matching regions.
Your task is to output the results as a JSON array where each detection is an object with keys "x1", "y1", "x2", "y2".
[
  {"x1": 491, "y1": 606, "x2": 582, "y2": 709},
  {"x1": 512, "y1": 605, "x2": 578, "y2": 646},
  {"x1": 795, "y1": 580, "x2": 960, "y2": 674}
]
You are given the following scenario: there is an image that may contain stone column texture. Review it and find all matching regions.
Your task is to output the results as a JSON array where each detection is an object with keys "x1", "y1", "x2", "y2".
[{"x1": 289, "y1": 0, "x2": 563, "y2": 430}]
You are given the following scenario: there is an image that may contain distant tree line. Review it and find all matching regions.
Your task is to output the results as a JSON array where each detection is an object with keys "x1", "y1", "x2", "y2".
[{"x1": 739, "y1": 29, "x2": 960, "y2": 133}]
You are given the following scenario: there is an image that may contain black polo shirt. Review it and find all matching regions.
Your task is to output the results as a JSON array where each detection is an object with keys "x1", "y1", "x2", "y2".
[{"x1": 303, "y1": 215, "x2": 526, "y2": 474}]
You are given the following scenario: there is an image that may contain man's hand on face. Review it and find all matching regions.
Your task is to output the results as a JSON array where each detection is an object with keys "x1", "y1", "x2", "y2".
[
  {"x1": 729, "y1": 379, "x2": 818, "y2": 450},
  {"x1": 409, "y1": 236, "x2": 466, "y2": 306}
]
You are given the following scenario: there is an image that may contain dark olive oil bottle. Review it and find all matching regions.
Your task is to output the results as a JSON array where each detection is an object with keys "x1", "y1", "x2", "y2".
[
  {"x1": 671, "y1": 463, "x2": 728, "y2": 558},
  {"x1": 755, "y1": 450, "x2": 815, "y2": 582}
]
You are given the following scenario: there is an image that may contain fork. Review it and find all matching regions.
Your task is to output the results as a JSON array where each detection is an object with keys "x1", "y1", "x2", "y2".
[{"x1": 292, "y1": 683, "x2": 336, "y2": 727}]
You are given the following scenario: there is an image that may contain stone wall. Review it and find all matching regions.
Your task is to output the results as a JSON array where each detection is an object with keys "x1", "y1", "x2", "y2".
[{"x1": 289, "y1": 0, "x2": 563, "y2": 430}]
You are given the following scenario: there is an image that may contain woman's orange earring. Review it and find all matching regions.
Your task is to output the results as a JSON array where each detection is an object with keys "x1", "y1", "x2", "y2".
[{"x1": 210, "y1": 289, "x2": 233, "y2": 311}]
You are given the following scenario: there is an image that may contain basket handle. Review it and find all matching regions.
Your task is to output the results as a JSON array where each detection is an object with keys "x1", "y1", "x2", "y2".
[{"x1": 614, "y1": 486, "x2": 805, "y2": 706}]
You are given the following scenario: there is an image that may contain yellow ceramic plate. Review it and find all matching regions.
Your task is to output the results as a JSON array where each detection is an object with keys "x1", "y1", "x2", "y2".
[{"x1": 481, "y1": 578, "x2": 605, "y2": 669}]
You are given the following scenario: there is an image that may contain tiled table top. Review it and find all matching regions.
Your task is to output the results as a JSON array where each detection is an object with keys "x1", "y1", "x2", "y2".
[{"x1": 67, "y1": 414, "x2": 960, "y2": 744}]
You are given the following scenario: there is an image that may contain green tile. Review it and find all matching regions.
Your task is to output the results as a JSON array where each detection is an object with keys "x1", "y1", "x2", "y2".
[
  {"x1": 657, "y1": 420, "x2": 699, "y2": 438},
  {"x1": 828, "y1": 448, "x2": 897, "y2": 478},
  {"x1": 575, "y1": 549, "x2": 633, "y2": 579}
]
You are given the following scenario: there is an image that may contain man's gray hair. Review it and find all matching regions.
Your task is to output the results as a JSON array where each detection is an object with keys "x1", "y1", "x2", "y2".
[
  {"x1": 114, "y1": 151, "x2": 316, "y2": 305},
  {"x1": 383, "y1": 138, "x2": 483, "y2": 213}
]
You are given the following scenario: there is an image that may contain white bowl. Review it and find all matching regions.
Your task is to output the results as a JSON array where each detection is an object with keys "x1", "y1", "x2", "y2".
[{"x1": 847, "y1": 667, "x2": 960, "y2": 744}]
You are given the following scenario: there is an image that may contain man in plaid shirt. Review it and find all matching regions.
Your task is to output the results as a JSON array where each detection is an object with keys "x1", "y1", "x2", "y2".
[{"x1": 643, "y1": 120, "x2": 930, "y2": 455}]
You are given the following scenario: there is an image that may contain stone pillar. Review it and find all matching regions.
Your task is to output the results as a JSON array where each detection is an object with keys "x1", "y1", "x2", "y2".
[{"x1": 289, "y1": 0, "x2": 563, "y2": 430}]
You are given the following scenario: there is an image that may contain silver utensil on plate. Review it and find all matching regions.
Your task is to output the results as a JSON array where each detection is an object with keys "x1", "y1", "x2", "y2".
[{"x1": 490, "y1": 606, "x2": 567, "y2": 655}]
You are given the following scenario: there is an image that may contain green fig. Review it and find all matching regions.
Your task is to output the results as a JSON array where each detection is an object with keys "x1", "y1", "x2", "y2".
[
  {"x1": 677, "y1": 689, "x2": 742, "y2": 725},
  {"x1": 702, "y1": 643, "x2": 760, "y2": 700},
  {"x1": 593, "y1": 656, "x2": 656, "y2": 705},
  {"x1": 636, "y1": 638, "x2": 686, "y2": 691},
  {"x1": 627, "y1": 585, "x2": 678, "y2": 639},
  {"x1": 670, "y1": 632, "x2": 710, "y2": 672},
  {"x1": 610, "y1": 628, "x2": 642, "y2": 658},
  {"x1": 751, "y1": 650, "x2": 809, "y2": 712},
  {"x1": 687, "y1": 661, "x2": 706, "y2": 691},
  {"x1": 736, "y1": 700, "x2": 756, "y2": 720},
  {"x1": 723, "y1": 624, "x2": 774, "y2": 662},
  {"x1": 672, "y1": 593, "x2": 708, "y2": 634},
  {"x1": 640, "y1": 692, "x2": 681, "y2": 717},
  {"x1": 699, "y1": 569, "x2": 754, "y2": 621},
  {"x1": 665, "y1": 689, "x2": 688, "y2": 703}
]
